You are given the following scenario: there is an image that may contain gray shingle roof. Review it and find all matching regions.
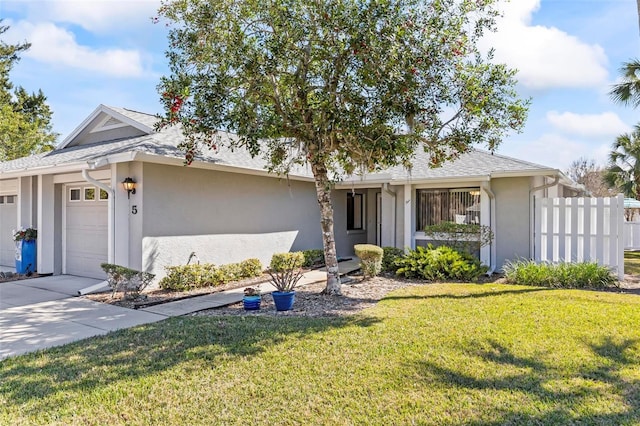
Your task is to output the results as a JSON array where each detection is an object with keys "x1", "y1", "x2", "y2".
[{"x1": 0, "y1": 106, "x2": 557, "y2": 182}]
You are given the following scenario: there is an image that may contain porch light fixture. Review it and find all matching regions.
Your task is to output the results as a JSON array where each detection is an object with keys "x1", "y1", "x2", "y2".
[
  {"x1": 469, "y1": 190, "x2": 481, "y2": 196},
  {"x1": 122, "y1": 177, "x2": 136, "y2": 199}
]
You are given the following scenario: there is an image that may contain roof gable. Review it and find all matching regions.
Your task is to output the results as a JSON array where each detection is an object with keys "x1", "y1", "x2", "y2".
[{"x1": 56, "y1": 105, "x2": 155, "y2": 150}]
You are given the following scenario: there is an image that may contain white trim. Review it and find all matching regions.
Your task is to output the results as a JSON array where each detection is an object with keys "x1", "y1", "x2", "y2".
[
  {"x1": 57, "y1": 105, "x2": 154, "y2": 150},
  {"x1": 89, "y1": 115, "x2": 128, "y2": 133},
  {"x1": 68, "y1": 187, "x2": 81, "y2": 202},
  {"x1": 62, "y1": 185, "x2": 67, "y2": 274}
]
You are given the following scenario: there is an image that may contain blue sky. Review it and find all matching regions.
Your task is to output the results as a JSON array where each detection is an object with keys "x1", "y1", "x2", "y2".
[{"x1": 1, "y1": 0, "x2": 639, "y2": 171}]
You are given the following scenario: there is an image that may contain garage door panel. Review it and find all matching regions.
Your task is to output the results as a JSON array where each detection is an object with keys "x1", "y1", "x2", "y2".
[{"x1": 66, "y1": 185, "x2": 108, "y2": 279}]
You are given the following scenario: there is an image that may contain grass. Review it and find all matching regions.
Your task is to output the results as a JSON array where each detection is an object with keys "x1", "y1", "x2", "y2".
[
  {"x1": 625, "y1": 251, "x2": 640, "y2": 275},
  {"x1": 1, "y1": 284, "x2": 640, "y2": 425}
]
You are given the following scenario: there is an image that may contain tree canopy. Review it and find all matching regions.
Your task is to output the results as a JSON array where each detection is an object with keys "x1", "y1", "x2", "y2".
[
  {"x1": 604, "y1": 125, "x2": 640, "y2": 200},
  {"x1": 156, "y1": 0, "x2": 529, "y2": 294},
  {"x1": 566, "y1": 157, "x2": 615, "y2": 198},
  {"x1": 0, "y1": 23, "x2": 57, "y2": 161}
]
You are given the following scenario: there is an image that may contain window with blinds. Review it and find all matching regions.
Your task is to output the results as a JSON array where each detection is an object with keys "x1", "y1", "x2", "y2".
[{"x1": 416, "y1": 188, "x2": 481, "y2": 231}]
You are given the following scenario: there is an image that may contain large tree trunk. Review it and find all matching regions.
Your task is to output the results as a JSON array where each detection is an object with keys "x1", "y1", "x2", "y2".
[{"x1": 310, "y1": 160, "x2": 342, "y2": 295}]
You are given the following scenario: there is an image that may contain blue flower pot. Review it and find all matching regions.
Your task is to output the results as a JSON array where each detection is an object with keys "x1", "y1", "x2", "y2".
[
  {"x1": 243, "y1": 295, "x2": 261, "y2": 310},
  {"x1": 272, "y1": 291, "x2": 295, "y2": 311}
]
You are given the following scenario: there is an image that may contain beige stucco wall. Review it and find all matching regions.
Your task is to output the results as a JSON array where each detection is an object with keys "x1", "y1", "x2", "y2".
[
  {"x1": 140, "y1": 163, "x2": 323, "y2": 278},
  {"x1": 492, "y1": 177, "x2": 532, "y2": 269}
]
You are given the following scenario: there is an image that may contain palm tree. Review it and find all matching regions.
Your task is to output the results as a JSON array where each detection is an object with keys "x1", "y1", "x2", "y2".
[
  {"x1": 610, "y1": 60, "x2": 640, "y2": 108},
  {"x1": 605, "y1": 124, "x2": 640, "y2": 199}
]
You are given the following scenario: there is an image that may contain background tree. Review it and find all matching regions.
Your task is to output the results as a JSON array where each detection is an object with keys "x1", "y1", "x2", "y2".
[
  {"x1": 156, "y1": 0, "x2": 529, "y2": 294},
  {"x1": 604, "y1": 125, "x2": 640, "y2": 200},
  {"x1": 566, "y1": 157, "x2": 615, "y2": 197},
  {"x1": 0, "y1": 23, "x2": 57, "y2": 161}
]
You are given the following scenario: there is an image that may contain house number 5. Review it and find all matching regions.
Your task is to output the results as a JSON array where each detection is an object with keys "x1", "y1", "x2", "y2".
[{"x1": 131, "y1": 205, "x2": 138, "y2": 215}]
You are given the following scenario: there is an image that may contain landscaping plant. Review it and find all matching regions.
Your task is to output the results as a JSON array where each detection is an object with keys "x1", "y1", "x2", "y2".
[
  {"x1": 502, "y1": 259, "x2": 617, "y2": 289},
  {"x1": 268, "y1": 252, "x2": 305, "y2": 292},
  {"x1": 354, "y1": 244, "x2": 384, "y2": 279},
  {"x1": 100, "y1": 263, "x2": 155, "y2": 300},
  {"x1": 160, "y1": 258, "x2": 262, "y2": 291},
  {"x1": 395, "y1": 245, "x2": 488, "y2": 281},
  {"x1": 382, "y1": 246, "x2": 405, "y2": 273},
  {"x1": 423, "y1": 222, "x2": 494, "y2": 255}
]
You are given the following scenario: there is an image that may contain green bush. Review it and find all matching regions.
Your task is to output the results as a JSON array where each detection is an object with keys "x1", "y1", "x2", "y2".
[
  {"x1": 100, "y1": 263, "x2": 155, "y2": 300},
  {"x1": 354, "y1": 244, "x2": 384, "y2": 279},
  {"x1": 159, "y1": 258, "x2": 263, "y2": 291},
  {"x1": 395, "y1": 245, "x2": 488, "y2": 281},
  {"x1": 502, "y1": 259, "x2": 617, "y2": 289},
  {"x1": 269, "y1": 252, "x2": 305, "y2": 292},
  {"x1": 382, "y1": 247, "x2": 405, "y2": 272},
  {"x1": 423, "y1": 222, "x2": 494, "y2": 255},
  {"x1": 302, "y1": 249, "x2": 325, "y2": 267}
]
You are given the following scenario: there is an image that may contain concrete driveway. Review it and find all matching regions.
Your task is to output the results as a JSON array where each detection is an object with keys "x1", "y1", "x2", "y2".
[{"x1": 0, "y1": 275, "x2": 167, "y2": 360}]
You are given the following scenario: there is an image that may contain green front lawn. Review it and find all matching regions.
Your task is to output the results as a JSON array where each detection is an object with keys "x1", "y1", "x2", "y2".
[
  {"x1": 626, "y1": 251, "x2": 640, "y2": 275},
  {"x1": 2, "y1": 284, "x2": 640, "y2": 425}
]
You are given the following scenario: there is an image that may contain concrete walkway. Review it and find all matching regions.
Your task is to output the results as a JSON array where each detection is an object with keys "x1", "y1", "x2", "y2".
[
  {"x1": 0, "y1": 259, "x2": 361, "y2": 360},
  {"x1": 0, "y1": 276, "x2": 166, "y2": 360}
]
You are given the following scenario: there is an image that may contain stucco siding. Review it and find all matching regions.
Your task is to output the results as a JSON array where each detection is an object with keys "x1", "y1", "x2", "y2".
[
  {"x1": 492, "y1": 177, "x2": 532, "y2": 269},
  {"x1": 141, "y1": 163, "x2": 322, "y2": 277}
]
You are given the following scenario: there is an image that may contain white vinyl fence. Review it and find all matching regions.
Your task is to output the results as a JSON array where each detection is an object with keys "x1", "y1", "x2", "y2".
[
  {"x1": 625, "y1": 221, "x2": 640, "y2": 250},
  {"x1": 533, "y1": 195, "x2": 625, "y2": 280}
]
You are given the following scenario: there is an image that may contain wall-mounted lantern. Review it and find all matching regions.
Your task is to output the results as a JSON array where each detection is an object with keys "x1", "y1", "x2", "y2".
[{"x1": 122, "y1": 177, "x2": 136, "y2": 199}]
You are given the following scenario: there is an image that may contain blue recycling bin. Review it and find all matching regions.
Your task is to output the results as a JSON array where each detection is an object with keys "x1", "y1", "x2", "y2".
[{"x1": 15, "y1": 240, "x2": 37, "y2": 275}]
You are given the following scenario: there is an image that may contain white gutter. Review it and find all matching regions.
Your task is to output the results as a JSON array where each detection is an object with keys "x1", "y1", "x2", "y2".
[
  {"x1": 482, "y1": 183, "x2": 497, "y2": 275},
  {"x1": 382, "y1": 183, "x2": 397, "y2": 246},
  {"x1": 529, "y1": 175, "x2": 560, "y2": 261},
  {"x1": 78, "y1": 167, "x2": 115, "y2": 295}
]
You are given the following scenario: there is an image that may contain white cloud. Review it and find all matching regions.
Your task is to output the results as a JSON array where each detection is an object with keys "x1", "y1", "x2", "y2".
[
  {"x1": 4, "y1": 0, "x2": 161, "y2": 33},
  {"x1": 546, "y1": 111, "x2": 632, "y2": 139},
  {"x1": 483, "y1": 0, "x2": 609, "y2": 90},
  {"x1": 6, "y1": 21, "x2": 144, "y2": 77},
  {"x1": 499, "y1": 133, "x2": 612, "y2": 171}
]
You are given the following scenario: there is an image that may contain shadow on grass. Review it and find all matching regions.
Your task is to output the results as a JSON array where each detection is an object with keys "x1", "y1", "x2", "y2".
[
  {"x1": 384, "y1": 286, "x2": 552, "y2": 301},
  {"x1": 0, "y1": 314, "x2": 379, "y2": 413},
  {"x1": 412, "y1": 337, "x2": 640, "y2": 425}
]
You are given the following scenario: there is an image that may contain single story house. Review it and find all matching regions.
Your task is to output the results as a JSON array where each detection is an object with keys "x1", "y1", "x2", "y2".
[{"x1": 0, "y1": 105, "x2": 582, "y2": 281}]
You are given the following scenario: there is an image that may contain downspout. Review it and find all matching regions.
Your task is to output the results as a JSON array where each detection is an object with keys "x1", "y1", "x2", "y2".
[
  {"x1": 382, "y1": 183, "x2": 397, "y2": 247},
  {"x1": 529, "y1": 175, "x2": 560, "y2": 260},
  {"x1": 81, "y1": 168, "x2": 115, "y2": 264},
  {"x1": 482, "y1": 183, "x2": 497, "y2": 275}
]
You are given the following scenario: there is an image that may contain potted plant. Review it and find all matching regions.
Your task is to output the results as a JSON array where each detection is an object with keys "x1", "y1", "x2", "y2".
[
  {"x1": 13, "y1": 227, "x2": 37, "y2": 275},
  {"x1": 268, "y1": 252, "x2": 304, "y2": 311},
  {"x1": 243, "y1": 286, "x2": 262, "y2": 310}
]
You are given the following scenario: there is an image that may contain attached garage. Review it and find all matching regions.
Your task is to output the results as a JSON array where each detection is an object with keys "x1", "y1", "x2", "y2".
[
  {"x1": 0, "y1": 194, "x2": 17, "y2": 267},
  {"x1": 64, "y1": 185, "x2": 108, "y2": 279}
]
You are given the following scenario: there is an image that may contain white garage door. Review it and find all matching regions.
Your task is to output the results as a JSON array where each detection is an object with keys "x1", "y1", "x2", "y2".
[
  {"x1": 0, "y1": 195, "x2": 17, "y2": 267},
  {"x1": 65, "y1": 185, "x2": 108, "y2": 279}
]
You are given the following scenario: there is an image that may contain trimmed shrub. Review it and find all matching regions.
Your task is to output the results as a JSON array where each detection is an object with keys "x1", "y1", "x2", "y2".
[
  {"x1": 502, "y1": 259, "x2": 617, "y2": 289},
  {"x1": 395, "y1": 245, "x2": 488, "y2": 281},
  {"x1": 159, "y1": 258, "x2": 263, "y2": 291},
  {"x1": 354, "y1": 244, "x2": 384, "y2": 279},
  {"x1": 382, "y1": 247, "x2": 405, "y2": 273},
  {"x1": 423, "y1": 222, "x2": 494, "y2": 255},
  {"x1": 269, "y1": 252, "x2": 305, "y2": 292},
  {"x1": 100, "y1": 263, "x2": 155, "y2": 300},
  {"x1": 302, "y1": 249, "x2": 325, "y2": 267}
]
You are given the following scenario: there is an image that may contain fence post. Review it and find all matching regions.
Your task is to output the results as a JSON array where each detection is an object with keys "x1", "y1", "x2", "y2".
[{"x1": 617, "y1": 194, "x2": 625, "y2": 280}]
